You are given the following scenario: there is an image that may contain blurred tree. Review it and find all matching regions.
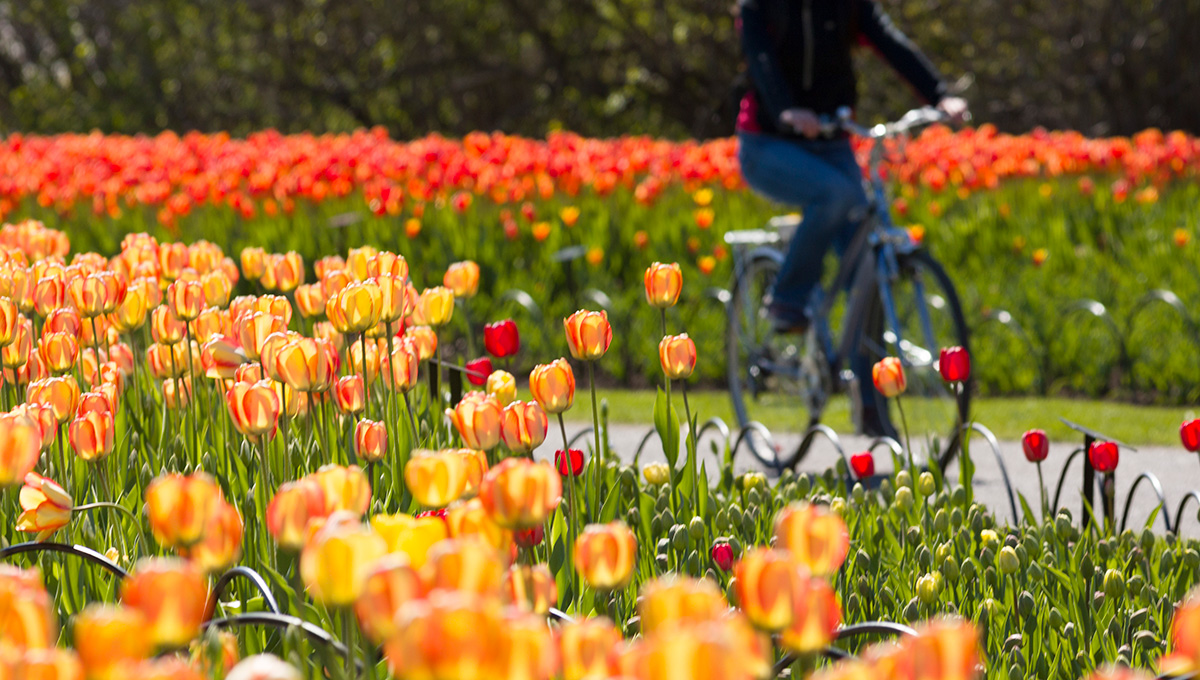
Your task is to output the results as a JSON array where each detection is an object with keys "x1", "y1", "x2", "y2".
[{"x1": 0, "y1": 0, "x2": 1194, "y2": 138}]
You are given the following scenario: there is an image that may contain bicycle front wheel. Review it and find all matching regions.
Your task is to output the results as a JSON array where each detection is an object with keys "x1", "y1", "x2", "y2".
[
  {"x1": 726, "y1": 254, "x2": 824, "y2": 469},
  {"x1": 861, "y1": 250, "x2": 970, "y2": 469}
]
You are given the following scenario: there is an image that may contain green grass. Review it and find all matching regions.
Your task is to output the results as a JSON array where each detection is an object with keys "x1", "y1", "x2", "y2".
[{"x1": 574, "y1": 389, "x2": 1195, "y2": 447}]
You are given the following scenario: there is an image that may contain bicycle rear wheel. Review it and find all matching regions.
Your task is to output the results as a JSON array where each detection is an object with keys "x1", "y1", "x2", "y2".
[
  {"x1": 726, "y1": 254, "x2": 825, "y2": 469},
  {"x1": 860, "y1": 249, "x2": 970, "y2": 469}
]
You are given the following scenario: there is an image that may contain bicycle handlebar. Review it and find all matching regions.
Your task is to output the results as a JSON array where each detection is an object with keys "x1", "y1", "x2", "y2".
[{"x1": 817, "y1": 106, "x2": 953, "y2": 139}]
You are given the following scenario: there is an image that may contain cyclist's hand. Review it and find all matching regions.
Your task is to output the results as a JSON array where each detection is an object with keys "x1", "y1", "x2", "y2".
[
  {"x1": 779, "y1": 108, "x2": 821, "y2": 138},
  {"x1": 937, "y1": 97, "x2": 970, "y2": 124}
]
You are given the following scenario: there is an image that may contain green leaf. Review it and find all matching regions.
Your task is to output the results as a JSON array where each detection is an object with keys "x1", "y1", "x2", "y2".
[
  {"x1": 653, "y1": 387, "x2": 680, "y2": 468},
  {"x1": 1017, "y1": 491, "x2": 1037, "y2": 526},
  {"x1": 698, "y1": 461, "x2": 709, "y2": 521},
  {"x1": 599, "y1": 478, "x2": 621, "y2": 523}
]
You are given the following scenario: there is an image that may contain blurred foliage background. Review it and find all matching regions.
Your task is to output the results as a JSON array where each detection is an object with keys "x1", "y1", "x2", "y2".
[{"x1": 0, "y1": 0, "x2": 1195, "y2": 138}]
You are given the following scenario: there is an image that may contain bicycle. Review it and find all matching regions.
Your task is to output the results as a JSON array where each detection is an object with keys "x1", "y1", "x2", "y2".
[{"x1": 725, "y1": 106, "x2": 971, "y2": 472}]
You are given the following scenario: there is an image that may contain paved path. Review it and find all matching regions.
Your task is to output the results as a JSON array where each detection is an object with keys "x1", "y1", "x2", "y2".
[{"x1": 533, "y1": 422, "x2": 1200, "y2": 533}]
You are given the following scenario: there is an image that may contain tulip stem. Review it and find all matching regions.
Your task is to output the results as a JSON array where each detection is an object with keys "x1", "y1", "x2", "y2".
[
  {"x1": 402, "y1": 392, "x2": 419, "y2": 451},
  {"x1": 1036, "y1": 461, "x2": 1047, "y2": 521},
  {"x1": 359, "y1": 332, "x2": 371, "y2": 420},
  {"x1": 682, "y1": 379, "x2": 698, "y2": 517},
  {"x1": 183, "y1": 321, "x2": 200, "y2": 463},
  {"x1": 895, "y1": 395, "x2": 913, "y2": 474},
  {"x1": 586, "y1": 360, "x2": 602, "y2": 519},
  {"x1": 557, "y1": 412, "x2": 580, "y2": 614},
  {"x1": 341, "y1": 607, "x2": 358, "y2": 678}
]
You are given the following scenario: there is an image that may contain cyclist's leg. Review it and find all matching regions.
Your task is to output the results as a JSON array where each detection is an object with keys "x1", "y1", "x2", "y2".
[{"x1": 737, "y1": 132, "x2": 866, "y2": 326}]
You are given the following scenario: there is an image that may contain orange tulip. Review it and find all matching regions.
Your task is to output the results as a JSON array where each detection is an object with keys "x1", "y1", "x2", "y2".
[
  {"x1": 405, "y1": 449, "x2": 469, "y2": 508},
  {"x1": 9, "y1": 646, "x2": 84, "y2": 680},
  {"x1": 334, "y1": 374, "x2": 366, "y2": 414},
  {"x1": 1, "y1": 316, "x2": 32, "y2": 369},
  {"x1": 354, "y1": 556, "x2": 424, "y2": 644},
  {"x1": 233, "y1": 311, "x2": 286, "y2": 362},
  {"x1": 455, "y1": 447, "x2": 489, "y2": 496},
  {"x1": 258, "y1": 331, "x2": 292, "y2": 383},
  {"x1": 638, "y1": 576, "x2": 728, "y2": 635},
  {"x1": 179, "y1": 499, "x2": 243, "y2": 574},
  {"x1": 38, "y1": 332, "x2": 78, "y2": 374},
  {"x1": 529, "y1": 358, "x2": 575, "y2": 414},
  {"x1": 447, "y1": 391, "x2": 503, "y2": 451},
  {"x1": 145, "y1": 342, "x2": 187, "y2": 380},
  {"x1": 299, "y1": 514, "x2": 387, "y2": 606},
  {"x1": 773, "y1": 502, "x2": 851, "y2": 577},
  {"x1": 0, "y1": 412, "x2": 41, "y2": 488},
  {"x1": 370, "y1": 252, "x2": 409, "y2": 281},
  {"x1": 479, "y1": 458, "x2": 562, "y2": 529},
  {"x1": 558, "y1": 617, "x2": 623, "y2": 680},
  {"x1": 144, "y1": 472, "x2": 223, "y2": 548},
  {"x1": 376, "y1": 274, "x2": 409, "y2": 323},
  {"x1": 443, "y1": 261, "x2": 480, "y2": 299},
  {"x1": 192, "y1": 307, "x2": 230, "y2": 344},
  {"x1": 72, "y1": 604, "x2": 152, "y2": 678},
  {"x1": 389, "y1": 336, "x2": 421, "y2": 392},
  {"x1": 423, "y1": 538, "x2": 506, "y2": 597},
  {"x1": 659, "y1": 334, "x2": 696, "y2": 380},
  {"x1": 295, "y1": 283, "x2": 327, "y2": 319},
  {"x1": 43, "y1": 306, "x2": 82, "y2": 340},
  {"x1": 107, "y1": 342, "x2": 136, "y2": 377},
  {"x1": 157, "y1": 243, "x2": 188, "y2": 282},
  {"x1": 120, "y1": 558, "x2": 211, "y2": 649},
  {"x1": 354, "y1": 419, "x2": 388, "y2": 463},
  {"x1": 0, "y1": 565, "x2": 56, "y2": 649},
  {"x1": 321, "y1": 269, "x2": 352, "y2": 299},
  {"x1": 732, "y1": 548, "x2": 799, "y2": 632},
  {"x1": 33, "y1": 276, "x2": 66, "y2": 318},
  {"x1": 629, "y1": 620, "x2": 750, "y2": 680},
  {"x1": 240, "y1": 247, "x2": 266, "y2": 282},
  {"x1": 329, "y1": 280, "x2": 383, "y2": 334},
  {"x1": 0, "y1": 298, "x2": 20, "y2": 347},
  {"x1": 200, "y1": 335, "x2": 247, "y2": 380},
  {"x1": 166, "y1": 280, "x2": 205, "y2": 322},
  {"x1": 384, "y1": 590, "x2": 501, "y2": 680},
  {"x1": 872, "y1": 357, "x2": 907, "y2": 398},
  {"x1": 494, "y1": 610, "x2": 559, "y2": 680},
  {"x1": 447, "y1": 497, "x2": 513, "y2": 554},
  {"x1": 406, "y1": 325, "x2": 438, "y2": 361},
  {"x1": 10, "y1": 267, "x2": 35, "y2": 314},
  {"x1": 16, "y1": 402, "x2": 57, "y2": 450},
  {"x1": 644, "y1": 262, "x2": 683, "y2": 308},
  {"x1": 16, "y1": 472, "x2": 73, "y2": 539},
  {"x1": 778, "y1": 571, "x2": 840, "y2": 654},
  {"x1": 162, "y1": 377, "x2": 193, "y2": 410},
  {"x1": 26, "y1": 376, "x2": 80, "y2": 424},
  {"x1": 1164, "y1": 590, "x2": 1200, "y2": 675},
  {"x1": 150, "y1": 306, "x2": 186, "y2": 345},
  {"x1": 905, "y1": 619, "x2": 981, "y2": 680},
  {"x1": 371, "y1": 513, "x2": 449, "y2": 568},
  {"x1": 275, "y1": 336, "x2": 336, "y2": 392},
  {"x1": 310, "y1": 464, "x2": 371, "y2": 516},
  {"x1": 574, "y1": 521, "x2": 638, "y2": 591},
  {"x1": 266, "y1": 478, "x2": 328, "y2": 551},
  {"x1": 225, "y1": 379, "x2": 281, "y2": 438},
  {"x1": 564, "y1": 310, "x2": 612, "y2": 361},
  {"x1": 112, "y1": 287, "x2": 149, "y2": 333},
  {"x1": 498, "y1": 400, "x2": 548, "y2": 454},
  {"x1": 67, "y1": 273, "x2": 109, "y2": 319}
]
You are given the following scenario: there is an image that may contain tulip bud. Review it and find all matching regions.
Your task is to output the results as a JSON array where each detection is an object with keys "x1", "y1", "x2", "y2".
[
  {"x1": 353, "y1": 420, "x2": 388, "y2": 463},
  {"x1": 998, "y1": 546, "x2": 1020, "y2": 575},
  {"x1": 917, "y1": 572, "x2": 942, "y2": 605},
  {"x1": 938, "y1": 346, "x2": 970, "y2": 382},
  {"x1": 644, "y1": 262, "x2": 683, "y2": 308},
  {"x1": 574, "y1": 521, "x2": 637, "y2": 590},
  {"x1": 483, "y1": 319, "x2": 520, "y2": 359},
  {"x1": 658, "y1": 333, "x2": 697, "y2": 380},
  {"x1": 872, "y1": 357, "x2": 906, "y2": 397},
  {"x1": 1022, "y1": 429, "x2": 1049, "y2": 463},
  {"x1": 529, "y1": 358, "x2": 575, "y2": 414},
  {"x1": 564, "y1": 310, "x2": 612, "y2": 361},
  {"x1": 120, "y1": 558, "x2": 210, "y2": 649}
]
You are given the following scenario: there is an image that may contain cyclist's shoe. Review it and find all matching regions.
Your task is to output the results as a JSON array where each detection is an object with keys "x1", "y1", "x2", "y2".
[
  {"x1": 768, "y1": 304, "x2": 810, "y2": 335},
  {"x1": 861, "y1": 406, "x2": 900, "y2": 440}
]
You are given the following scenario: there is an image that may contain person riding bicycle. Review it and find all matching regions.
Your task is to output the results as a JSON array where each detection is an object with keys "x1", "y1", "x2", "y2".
[{"x1": 735, "y1": 0, "x2": 967, "y2": 437}]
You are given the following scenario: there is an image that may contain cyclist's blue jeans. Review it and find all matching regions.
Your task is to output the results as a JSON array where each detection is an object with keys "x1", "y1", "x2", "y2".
[{"x1": 737, "y1": 131, "x2": 882, "y2": 424}]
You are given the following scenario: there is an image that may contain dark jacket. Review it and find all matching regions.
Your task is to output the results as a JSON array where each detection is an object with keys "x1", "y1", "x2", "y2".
[{"x1": 737, "y1": 0, "x2": 947, "y2": 135}]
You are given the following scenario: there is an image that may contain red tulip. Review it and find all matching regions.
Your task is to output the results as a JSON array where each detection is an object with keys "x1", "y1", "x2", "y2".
[
  {"x1": 515, "y1": 527, "x2": 544, "y2": 548},
  {"x1": 1089, "y1": 441, "x2": 1119, "y2": 473},
  {"x1": 1182, "y1": 419, "x2": 1200, "y2": 453},
  {"x1": 465, "y1": 357, "x2": 493, "y2": 387},
  {"x1": 556, "y1": 449, "x2": 584, "y2": 477},
  {"x1": 484, "y1": 320, "x2": 520, "y2": 359},
  {"x1": 849, "y1": 452, "x2": 874, "y2": 479},
  {"x1": 938, "y1": 346, "x2": 970, "y2": 383},
  {"x1": 711, "y1": 542, "x2": 734, "y2": 571},
  {"x1": 1021, "y1": 429, "x2": 1049, "y2": 463}
]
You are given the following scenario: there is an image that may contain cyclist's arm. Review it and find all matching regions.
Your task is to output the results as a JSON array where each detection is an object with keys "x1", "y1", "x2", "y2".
[
  {"x1": 738, "y1": 0, "x2": 796, "y2": 127},
  {"x1": 856, "y1": 0, "x2": 948, "y2": 106}
]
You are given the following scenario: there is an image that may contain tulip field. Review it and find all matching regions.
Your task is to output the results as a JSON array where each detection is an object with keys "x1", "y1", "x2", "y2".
[{"x1": 0, "y1": 125, "x2": 1199, "y2": 680}]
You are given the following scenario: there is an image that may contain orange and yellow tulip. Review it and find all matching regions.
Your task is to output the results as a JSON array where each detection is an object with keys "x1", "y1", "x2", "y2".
[
  {"x1": 447, "y1": 497, "x2": 513, "y2": 554},
  {"x1": 16, "y1": 472, "x2": 72, "y2": 540},
  {"x1": 644, "y1": 262, "x2": 683, "y2": 308},
  {"x1": 225, "y1": 380, "x2": 281, "y2": 438},
  {"x1": 498, "y1": 400, "x2": 547, "y2": 454},
  {"x1": 179, "y1": 499, "x2": 243, "y2": 574},
  {"x1": 371, "y1": 513, "x2": 449, "y2": 568},
  {"x1": 658, "y1": 334, "x2": 697, "y2": 380},
  {"x1": 150, "y1": 306, "x2": 186, "y2": 346},
  {"x1": 459, "y1": 448, "x2": 490, "y2": 496},
  {"x1": 120, "y1": 558, "x2": 211, "y2": 649},
  {"x1": 384, "y1": 590, "x2": 500, "y2": 680},
  {"x1": 443, "y1": 261, "x2": 480, "y2": 299},
  {"x1": 199, "y1": 270, "x2": 233, "y2": 309},
  {"x1": 732, "y1": 548, "x2": 800, "y2": 632},
  {"x1": 872, "y1": 357, "x2": 907, "y2": 398},
  {"x1": 0, "y1": 298, "x2": 21, "y2": 347},
  {"x1": 558, "y1": 617, "x2": 623, "y2": 680},
  {"x1": 494, "y1": 611, "x2": 559, "y2": 680},
  {"x1": 0, "y1": 412, "x2": 42, "y2": 488},
  {"x1": 388, "y1": 336, "x2": 421, "y2": 392},
  {"x1": 447, "y1": 391, "x2": 503, "y2": 451},
  {"x1": 166, "y1": 280, "x2": 205, "y2": 322},
  {"x1": 1, "y1": 316, "x2": 32, "y2": 369},
  {"x1": 405, "y1": 449, "x2": 469, "y2": 508},
  {"x1": 334, "y1": 375, "x2": 366, "y2": 414},
  {"x1": 0, "y1": 565, "x2": 56, "y2": 649},
  {"x1": 144, "y1": 472, "x2": 223, "y2": 549},
  {"x1": 778, "y1": 571, "x2": 841, "y2": 654},
  {"x1": 329, "y1": 280, "x2": 383, "y2": 334},
  {"x1": 423, "y1": 538, "x2": 506, "y2": 597},
  {"x1": 417, "y1": 286, "x2": 455, "y2": 328},
  {"x1": 26, "y1": 376, "x2": 80, "y2": 424},
  {"x1": 294, "y1": 283, "x2": 328, "y2": 319},
  {"x1": 529, "y1": 358, "x2": 575, "y2": 414},
  {"x1": 299, "y1": 513, "x2": 387, "y2": 606},
  {"x1": 275, "y1": 336, "x2": 336, "y2": 392},
  {"x1": 574, "y1": 521, "x2": 638, "y2": 591},
  {"x1": 265, "y1": 479, "x2": 328, "y2": 551},
  {"x1": 479, "y1": 457, "x2": 562, "y2": 529},
  {"x1": 406, "y1": 325, "x2": 438, "y2": 361},
  {"x1": 354, "y1": 419, "x2": 388, "y2": 463},
  {"x1": 310, "y1": 464, "x2": 372, "y2": 516},
  {"x1": 38, "y1": 332, "x2": 78, "y2": 374},
  {"x1": 233, "y1": 311, "x2": 286, "y2": 362},
  {"x1": 354, "y1": 556, "x2": 424, "y2": 644},
  {"x1": 200, "y1": 335, "x2": 247, "y2": 380},
  {"x1": 564, "y1": 310, "x2": 612, "y2": 361},
  {"x1": 638, "y1": 576, "x2": 728, "y2": 635},
  {"x1": 502, "y1": 564, "x2": 558, "y2": 616},
  {"x1": 72, "y1": 604, "x2": 152, "y2": 679},
  {"x1": 773, "y1": 502, "x2": 851, "y2": 577},
  {"x1": 240, "y1": 248, "x2": 266, "y2": 282}
]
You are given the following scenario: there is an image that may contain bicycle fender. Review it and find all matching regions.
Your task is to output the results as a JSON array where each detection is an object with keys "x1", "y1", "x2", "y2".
[{"x1": 745, "y1": 246, "x2": 785, "y2": 267}]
